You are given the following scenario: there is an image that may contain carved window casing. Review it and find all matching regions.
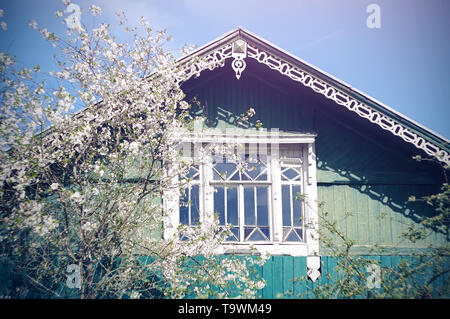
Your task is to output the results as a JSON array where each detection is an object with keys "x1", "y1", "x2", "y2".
[{"x1": 163, "y1": 131, "x2": 321, "y2": 281}]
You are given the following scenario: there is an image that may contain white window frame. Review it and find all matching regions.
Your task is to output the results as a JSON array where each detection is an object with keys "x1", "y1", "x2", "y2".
[
  {"x1": 163, "y1": 129, "x2": 321, "y2": 280},
  {"x1": 209, "y1": 155, "x2": 272, "y2": 244}
]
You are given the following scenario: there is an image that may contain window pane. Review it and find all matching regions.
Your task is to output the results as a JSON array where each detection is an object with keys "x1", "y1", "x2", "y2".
[
  {"x1": 191, "y1": 185, "x2": 200, "y2": 224},
  {"x1": 186, "y1": 166, "x2": 199, "y2": 180},
  {"x1": 242, "y1": 162, "x2": 268, "y2": 181},
  {"x1": 282, "y1": 185, "x2": 291, "y2": 226},
  {"x1": 260, "y1": 227, "x2": 270, "y2": 240},
  {"x1": 294, "y1": 228, "x2": 303, "y2": 241},
  {"x1": 282, "y1": 167, "x2": 301, "y2": 181},
  {"x1": 284, "y1": 227, "x2": 302, "y2": 242},
  {"x1": 292, "y1": 185, "x2": 302, "y2": 227},
  {"x1": 180, "y1": 188, "x2": 189, "y2": 225},
  {"x1": 213, "y1": 162, "x2": 238, "y2": 180},
  {"x1": 256, "y1": 187, "x2": 269, "y2": 226},
  {"x1": 229, "y1": 170, "x2": 240, "y2": 181},
  {"x1": 227, "y1": 186, "x2": 238, "y2": 226},
  {"x1": 244, "y1": 227, "x2": 254, "y2": 240},
  {"x1": 227, "y1": 227, "x2": 239, "y2": 242},
  {"x1": 247, "y1": 228, "x2": 267, "y2": 241},
  {"x1": 214, "y1": 187, "x2": 225, "y2": 225},
  {"x1": 255, "y1": 171, "x2": 268, "y2": 181},
  {"x1": 244, "y1": 186, "x2": 255, "y2": 225},
  {"x1": 244, "y1": 163, "x2": 262, "y2": 180}
]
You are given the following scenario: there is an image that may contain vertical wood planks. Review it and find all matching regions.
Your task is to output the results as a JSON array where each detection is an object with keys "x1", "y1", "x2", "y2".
[
  {"x1": 282, "y1": 256, "x2": 294, "y2": 298},
  {"x1": 293, "y1": 256, "x2": 307, "y2": 297}
]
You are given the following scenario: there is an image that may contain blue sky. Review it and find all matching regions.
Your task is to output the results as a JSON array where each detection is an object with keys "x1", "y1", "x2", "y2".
[{"x1": 1, "y1": 0, "x2": 449, "y2": 139}]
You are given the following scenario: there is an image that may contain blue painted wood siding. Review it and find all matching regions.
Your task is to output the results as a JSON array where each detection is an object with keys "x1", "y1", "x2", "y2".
[{"x1": 256, "y1": 255, "x2": 449, "y2": 298}]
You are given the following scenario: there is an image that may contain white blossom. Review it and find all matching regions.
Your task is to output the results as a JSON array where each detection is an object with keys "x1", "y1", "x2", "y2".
[
  {"x1": 81, "y1": 221, "x2": 96, "y2": 232},
  {"x1": 91, "y1": 187, "x2": 99, "y2": 196},
  {"x1": 40, "y1": 28, "x2": 50, "y2": 39},
  {"x1": 70, "y1": 191, "x2": 82, "y2": 202},
  {"x1": 89, "y1": 5, "x2": 102, "y2": 16},
  {"x1": 0, "y1": 53, "x2": 12, "y2": 65},
  {"x1": 179, "y1": 101, "x2": 189, "y2": 110},
  {"x1": 28, "y1": 20, "x2": 38, "y2": 29}
]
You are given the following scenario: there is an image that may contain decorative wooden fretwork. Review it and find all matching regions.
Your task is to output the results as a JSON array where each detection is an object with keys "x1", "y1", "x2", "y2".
[
  {"x1": 179, "y1": 39, "x2": 450, "y2": 166},
  {"x1": 231, "y1": 39, "x2": 247, "y2": 79}
]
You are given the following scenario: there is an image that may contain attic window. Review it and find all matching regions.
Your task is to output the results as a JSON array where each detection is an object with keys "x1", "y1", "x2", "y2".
[
  {"x1": 162, "y1": 131, "x2": 321, "y2": 281},
  {"x1": 166, "y1": 132, "x2": 316, "y2": 242}
]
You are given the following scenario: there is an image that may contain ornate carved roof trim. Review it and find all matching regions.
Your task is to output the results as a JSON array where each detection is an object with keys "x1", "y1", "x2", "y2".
[{"x1": 177, "y1": 27, "x2": 450, "y2": 165}]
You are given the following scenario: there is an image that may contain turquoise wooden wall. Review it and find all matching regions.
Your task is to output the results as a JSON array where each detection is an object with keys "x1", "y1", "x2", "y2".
[{"x1": 256, "y1": 255, "x2": 449, "y2": 298}]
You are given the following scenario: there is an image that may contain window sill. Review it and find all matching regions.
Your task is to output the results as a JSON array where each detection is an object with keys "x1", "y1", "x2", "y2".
[{"x1": 216, "y1": 242, "x2": 309, "y2": 256}]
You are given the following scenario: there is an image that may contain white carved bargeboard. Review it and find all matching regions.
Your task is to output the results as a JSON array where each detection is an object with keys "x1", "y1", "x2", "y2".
[{"x1": 179, "y1": 39, "x2": 449, "y2": 166}]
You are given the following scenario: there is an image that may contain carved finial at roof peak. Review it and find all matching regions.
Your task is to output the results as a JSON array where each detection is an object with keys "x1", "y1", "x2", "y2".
[{"x1": 231, "y1": 39, "x2": 247, "y2": 80}]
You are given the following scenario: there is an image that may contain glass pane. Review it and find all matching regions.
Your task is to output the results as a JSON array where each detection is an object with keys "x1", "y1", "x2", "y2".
[
  {"x1": 282, "y1": 227, "x2": 290, "y2": 239},
  {"x1": 244, "y1": 227, "x2": 254, "y2": 240},
  {"x1": 213, "y1": 162, "x2": 238, "y2": 180},
  {"x1": 227, "y1": 186, "x2": 238, "y2": 226},
  {"x1": 214, "y1": 187, "x2": 225, "y2": 225},
  {"x1": 247, "y1": 228, "x2": 268, "y2": 241},
  {"x1": 229, "y1": 170, "x2": 240, "y2": 181},
  {"x1": 256, "y1": 187, "x2": 269, "y2": 226},
  {"x1": 244, "y1": 186, "x2": 255, "y2": 225},
  {"x1": 255, "y1": 170, "x2": 268, "y2": 181},
  {"x1": 285, "y1": 229, "x2": 301, "y2": 242},
  {"x1": 294, "y1": 228, "x2": 303, "y2": 241},
  {"x1": 283, "y1": 227, "x2": 302, "y2": 242},
  {"x1": 282, "y1": 185, "x2": 291, "y2": 226},
  {"x1": 180, "y1": 188, "x2": 189, "y2": 225},
  {"x1": 282, "y1": 168, "x2": 301, "y2": 181},
  {"x1": 260, "y1": 227, "x2": 270, "y2": 240},
  {"x1": 241, "y1": 171, "x2": 251, "y2": 181},
  {"x1": 227, "y1": 228, "x2": 239, "y2": 242},
  {"x1": 191, "y1": 185, "x2": 200, "y2": 224},
  {"x1": 292, "y1": 185, "x2": 302, "y2": 226},
  {"x1": 244, "y1": 163, "x2": 263, "y2": 180},
  {"x1": 186, "y1": 167, "x2": 199, "y2": 180}
]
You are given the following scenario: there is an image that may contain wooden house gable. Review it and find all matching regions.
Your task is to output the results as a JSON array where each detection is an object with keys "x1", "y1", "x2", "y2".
[
  {"x1": 177, "y1": 28, "x2": 448, "y2": 254},
  {"x1": 178, "y1": 28, "x2": 449, "y2": 167}
]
